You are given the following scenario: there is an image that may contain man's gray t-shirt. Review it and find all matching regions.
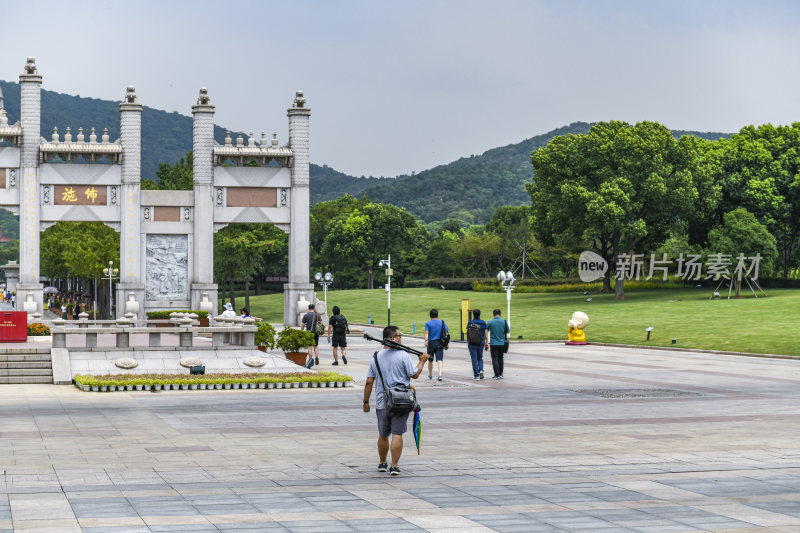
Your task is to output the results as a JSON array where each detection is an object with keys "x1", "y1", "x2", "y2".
[
  {"x1": 367, "y1": 348, "x2": 416, "y2": 409},
  {"x1": 301, "y1": 311, "x2": 317, "y2": 331}
]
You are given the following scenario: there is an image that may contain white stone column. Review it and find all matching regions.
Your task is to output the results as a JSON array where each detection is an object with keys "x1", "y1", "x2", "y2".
[
  {"x1": 17, "y1": 57, "x2": 43, "y2": 313},
  {"x1": 284, "y1": 91, "x2": 313, "y2": 326},
  {"x1": 191, "y1": 88, "x2": 218, "y2": 314},
  {"x1": 117, "y1": 86, "x2": 144, "y2": 320}
]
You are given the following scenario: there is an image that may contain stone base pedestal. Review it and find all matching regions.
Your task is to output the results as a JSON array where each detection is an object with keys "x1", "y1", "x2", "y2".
[
  {"x1": 117, "y1": 283, "x2": 145, "y2": 322},
  {"x1": 15, "y1": 283, "x2": 43, "y2": 314},
  {"x1": 283, "y1": 283, "x2": 315, "y2": 326}
]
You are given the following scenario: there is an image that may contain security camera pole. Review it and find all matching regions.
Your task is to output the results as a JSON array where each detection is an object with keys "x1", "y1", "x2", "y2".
[{"x1": 379, "y1": 255, "x2": 392, "y2": 325}]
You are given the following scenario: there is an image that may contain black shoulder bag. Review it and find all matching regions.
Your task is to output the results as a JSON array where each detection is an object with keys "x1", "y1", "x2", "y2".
[
  {"x1": 502, "y1": 320, "x2": 510, "y2": 353},
  {"x1": 373, "y1": 352, "x2": 416, "y2": 414},
  {"x1": 440, "y1": 319, "x2": 451, "y2": 350}
]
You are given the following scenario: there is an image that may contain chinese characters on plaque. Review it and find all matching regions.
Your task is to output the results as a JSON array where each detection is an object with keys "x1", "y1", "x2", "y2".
[{"x1": 54, "y1": 185, "x2": 107, "y2": 205}]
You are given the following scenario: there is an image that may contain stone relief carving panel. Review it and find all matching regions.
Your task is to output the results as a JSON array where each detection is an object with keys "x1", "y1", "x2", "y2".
[{"x1": 145, "y1": 234, "x2": 189, "y2": 301}]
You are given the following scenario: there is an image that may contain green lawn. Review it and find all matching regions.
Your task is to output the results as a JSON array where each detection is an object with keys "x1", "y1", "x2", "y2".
[{"x1": 246, "y1": 287, "x2": 800, "y2": 357}]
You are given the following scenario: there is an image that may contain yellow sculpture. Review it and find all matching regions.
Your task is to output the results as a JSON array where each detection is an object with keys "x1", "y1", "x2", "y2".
[{"x1": 566, "y1": 311, "x2": 589, "y2": 344}]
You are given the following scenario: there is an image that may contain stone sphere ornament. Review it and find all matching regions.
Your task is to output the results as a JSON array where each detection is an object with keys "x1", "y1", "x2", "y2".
[{"x1": 566, "y1": 311, "x2": 589, "y2": 345}]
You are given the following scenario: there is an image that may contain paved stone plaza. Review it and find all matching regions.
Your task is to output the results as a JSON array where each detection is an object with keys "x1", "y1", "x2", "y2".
[{"x1": 1, "y1": 332, "x2": 800, "y2": 532}]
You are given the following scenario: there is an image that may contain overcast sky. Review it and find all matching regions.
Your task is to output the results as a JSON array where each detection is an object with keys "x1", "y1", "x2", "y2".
[{"x1": 2, "y1": 0, "x2": 799, "y2": 177}]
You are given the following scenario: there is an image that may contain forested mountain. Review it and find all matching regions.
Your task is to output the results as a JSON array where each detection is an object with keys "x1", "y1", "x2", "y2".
[{"x1": 0, "y1": 80, "x2": 731, "y2": 225}]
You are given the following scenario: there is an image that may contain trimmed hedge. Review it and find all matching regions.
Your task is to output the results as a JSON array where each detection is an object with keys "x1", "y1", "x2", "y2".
[{"x1": 73, "y1": 371, "x2": 353, "y2": 388}]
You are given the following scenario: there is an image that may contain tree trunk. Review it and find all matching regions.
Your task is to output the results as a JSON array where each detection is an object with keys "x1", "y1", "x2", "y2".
[
  {"x1": 614, "y1": 276, "x2": 625, "y2": 300},
  {"x1": 602, "y1": 270, "x2": 612, "y2": 293},
  {"x1": 255, "y1": 275, "x2": 262, "y2": 295}
]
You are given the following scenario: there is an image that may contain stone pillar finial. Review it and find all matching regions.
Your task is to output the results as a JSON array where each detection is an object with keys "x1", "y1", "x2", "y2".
[
  {"x1": 197, "y1": 87, "x2": 210, "y2": 105},
  {"x1": 52, "y1": 127, "x2": 59, "y2": 143},
  {"x1": 89, "y1": 127, "x2": 97, "y2": 143},
  {"x1": 102, "y1": 128, "x2": 109, "y2": 143},
  {"x1": 125, "y1": 86, "x2": 137, "y2": 103},
  {"x1": 24, "y1": 57, "x2": 37, "y2": 75},
  {"x1": 272, "y1": 132, "x2": 278, "y2": 147},
  {"x1": 293, "y1": 90, "x2": 305, "y2": 108},
  {"x1": 77, "y1": 127, "x2": 84, "y2": 142},
  {"x1": 64, "y1": 126, "x2": 72, "y2": 143}
]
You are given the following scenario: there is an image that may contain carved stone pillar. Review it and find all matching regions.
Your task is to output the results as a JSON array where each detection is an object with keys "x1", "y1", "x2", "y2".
[{"x1": 284, "y1": 91, "x2": 313, "y2": 326}]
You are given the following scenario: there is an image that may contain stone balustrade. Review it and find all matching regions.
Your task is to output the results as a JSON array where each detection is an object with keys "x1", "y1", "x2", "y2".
[{"x1": 50, "y1": 321, "x2": 257, "y2": 350}]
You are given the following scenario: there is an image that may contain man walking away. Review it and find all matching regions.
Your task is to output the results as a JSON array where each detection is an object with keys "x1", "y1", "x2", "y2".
[
  {"x1": 363, "y1": 326, "x2": 428, "y2": 475},
  {"x1": 327, "y1": 305, "x2": 349, "y2": 365},
  {"x1": 300, "y1": 304, "x2": 321, "y2": 366},
  {"x1": 424, "y1": 309, "x2": 448, "y2": 381},
  {"x1": 486, "y1": 308, "x2": 509, "y2": 379},
  {"x1": 466, "y1": 309, "x2": 488, "y2": 380}
]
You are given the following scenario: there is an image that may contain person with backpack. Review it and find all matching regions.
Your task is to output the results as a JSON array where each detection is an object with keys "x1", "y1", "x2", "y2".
[
  {"x1": 466, "y1": 309, "x2": 489, "y2": 380},
  {"x1": 424, "y1": 308, "x2": 449, "y2": 381},
  {"x1": 300, "y1": 303, "x2": 323, "y2": 367},
  {"x1": 363, "y1": 325, "x2": 429, "y2": 475},
  {"x1": 486, "y1": 308, "x2": 510, "y2": 379},
  {"x1": 327, "y1": 305, "x2": 349, "y2": 365}
]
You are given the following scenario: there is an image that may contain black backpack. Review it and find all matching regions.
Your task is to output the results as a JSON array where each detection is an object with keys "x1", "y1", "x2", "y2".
[
  {"x1": 466, "y1": 321, "x2": 483, "y2": 345},
  {"x1": 440, "y1": 320, "x2": 450, "y2": 350},
  {"x1": 332, "y1": 314, "x2": 348, "y2": 334}
]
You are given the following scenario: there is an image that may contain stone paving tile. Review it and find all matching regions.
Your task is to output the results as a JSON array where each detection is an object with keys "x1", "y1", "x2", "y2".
[{"x1": 2, "y1": 340, "x2": 800, "y2": 531}]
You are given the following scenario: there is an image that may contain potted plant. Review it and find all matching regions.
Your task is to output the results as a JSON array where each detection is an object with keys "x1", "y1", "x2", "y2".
[
  {"x1": 255, "y1": 322, "x2": 277, "y2": 353},
  {"x1": 275, "y1": 328, "x2": 315, "y2": 366}
]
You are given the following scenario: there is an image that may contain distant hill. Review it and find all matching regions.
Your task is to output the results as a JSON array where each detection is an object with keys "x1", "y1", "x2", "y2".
[
  {"x1": 0, "y1": 80, "x2": 732, "y2": 225},
  {"x1": 313, "y1": 122, "x2": 732, "y2": 224}
]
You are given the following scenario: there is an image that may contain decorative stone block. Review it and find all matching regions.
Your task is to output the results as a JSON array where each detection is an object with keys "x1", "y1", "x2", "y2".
[
  {"x1": 114, "y1": 357, "x2": 138, "y2": 369},
  {"x1": 244, "y1": 356, "x2": 265, "y2": 367},
  {"x1": 179, "y1": 356, "x2": 203, "y2": 368}
]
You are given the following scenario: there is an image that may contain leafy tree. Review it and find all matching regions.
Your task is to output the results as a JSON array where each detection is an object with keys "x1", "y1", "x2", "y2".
[
  {"x1": 716, "y1": 124, "x2": 800, "y2": 277},
  {"x1": 708, "y1": 208, "x2": 777, "y2": 296},
  {"x1": 529, "y1": 121, "x2": 702, "y2": 299},
  {"x1": 155, "y1": 151, "x2": 193, "y2": 190}
]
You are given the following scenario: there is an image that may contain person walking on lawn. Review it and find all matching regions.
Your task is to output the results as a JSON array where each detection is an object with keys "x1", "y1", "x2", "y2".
[
  {"x1": 486, "y1": 308, "x2": 509, "y2": 379},
  {"x1": 363, "y1": 326, "x2": 429, "y2": 475}
]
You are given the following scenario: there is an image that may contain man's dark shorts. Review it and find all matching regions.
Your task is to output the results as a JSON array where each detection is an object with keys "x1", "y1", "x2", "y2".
[
  {"x1": 331, "y1": 333, "x2": 347, "y2": 348},
  {"x1": 376, "y1": 408, "x2": 410, "y2": 437},
  {"x1": 310, "y1": 334, "x2": 319, "y2": 347},
  {"x1": 427, "y1": 339, "x2": 443, "y2": 361}
]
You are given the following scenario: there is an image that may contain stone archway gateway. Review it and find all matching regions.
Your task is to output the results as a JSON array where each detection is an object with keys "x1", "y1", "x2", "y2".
[{"x1": 0, "y1": 57, "x2": 312, "y2": 325}]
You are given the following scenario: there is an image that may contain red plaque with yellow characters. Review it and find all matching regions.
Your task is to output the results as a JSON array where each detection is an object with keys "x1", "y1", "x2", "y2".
[{"x1": 0, "y1": 312, "x2": 27, "y2": 342}]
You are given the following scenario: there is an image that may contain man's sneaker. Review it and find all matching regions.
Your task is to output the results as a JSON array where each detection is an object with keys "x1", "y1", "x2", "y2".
[
  {"x1": 479, "y1": 371, "x2": 484, "y2": 379},
  {"x1": 498, "y1": 375, "x2": 504, "y2": 379},
  {"x1": 491, "y1": 376, "x2": 499, "y2": 380},
  {"x1": 437, "y1": 376, "x2": 443, "y2": 382},
  {"x1": 332, "y1": 361, "x2": 339, "y2": 366},
  {"x1": 315, "y1": 357, "x2": 319, "y2": 365},
  {"x1": 305, "y1": 358, "x2": 315, "y2": 369},
  {"x1": 428, "y1": 374, "x2": 433, "y2": 380},
  {"x1": 388, "y1": 466, "x2": 400, "y2": 476},
  {"x1": 473, "y1": 376, "x2": 480, "y2": 381},
  {"x1": 378, "y1": 462, "x2": 388, "y2": 472},
  {"x1": 342, "y1": 355, "x2": 348, "y2": 365}
]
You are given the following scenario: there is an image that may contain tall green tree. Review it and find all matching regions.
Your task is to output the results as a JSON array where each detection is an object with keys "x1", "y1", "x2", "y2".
[
  {"x1": 529, "y1": 121, "x2": 702, "y2": 299},
  {"x1": 155, "y1": 151, "x2": 194, "y2": 190},
  {"x1": 717, "y1": 124, "x2": 800, "y2": 277}
]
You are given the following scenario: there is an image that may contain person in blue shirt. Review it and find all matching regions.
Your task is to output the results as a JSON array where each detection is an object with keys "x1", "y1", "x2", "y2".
[
  {"x1": 424, "y1": 308, "x2": 448, "y2": 381},
  {"x1": 486, "y1": 308, "x2": 510, "y2": 379},
  {"x1": 466, "y1": 309, "x2": 489, "y2": 380}
]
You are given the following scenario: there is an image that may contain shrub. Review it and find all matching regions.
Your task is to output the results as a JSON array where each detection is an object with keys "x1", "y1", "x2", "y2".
[
  {"x1": 27, "y1": 323, "x2": 51, "y2": 336},
  {"x1": 254, "y1": 321, "x2": 277, "y2": 349},
  {"x1": 275, "y1": 327, "x2": 316, "y2": 353}
]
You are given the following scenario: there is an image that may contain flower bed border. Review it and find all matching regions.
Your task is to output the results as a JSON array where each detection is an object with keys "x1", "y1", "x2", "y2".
[{"x1": 73, "y1": 372, "x2": 353, "y2": 392}]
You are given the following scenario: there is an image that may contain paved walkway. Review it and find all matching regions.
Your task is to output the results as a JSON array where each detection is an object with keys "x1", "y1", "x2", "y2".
[{"x1": 0, "y1": 333, "x2": 799, "y2": 532}]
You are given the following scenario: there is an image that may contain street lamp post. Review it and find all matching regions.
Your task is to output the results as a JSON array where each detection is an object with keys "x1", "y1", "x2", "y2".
[
  {"x1": 102, "y1": 260, "x2": 119, "y2": 319},
  {"x1": 314, "y1": 272, "x2": 334, "y2": 307},
  {"x1": 378, "y1": 254, "x2": 392, "y2": 325},
  {"x1": 497, "y1": 270, "x2": 517, "y2": 330}
]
